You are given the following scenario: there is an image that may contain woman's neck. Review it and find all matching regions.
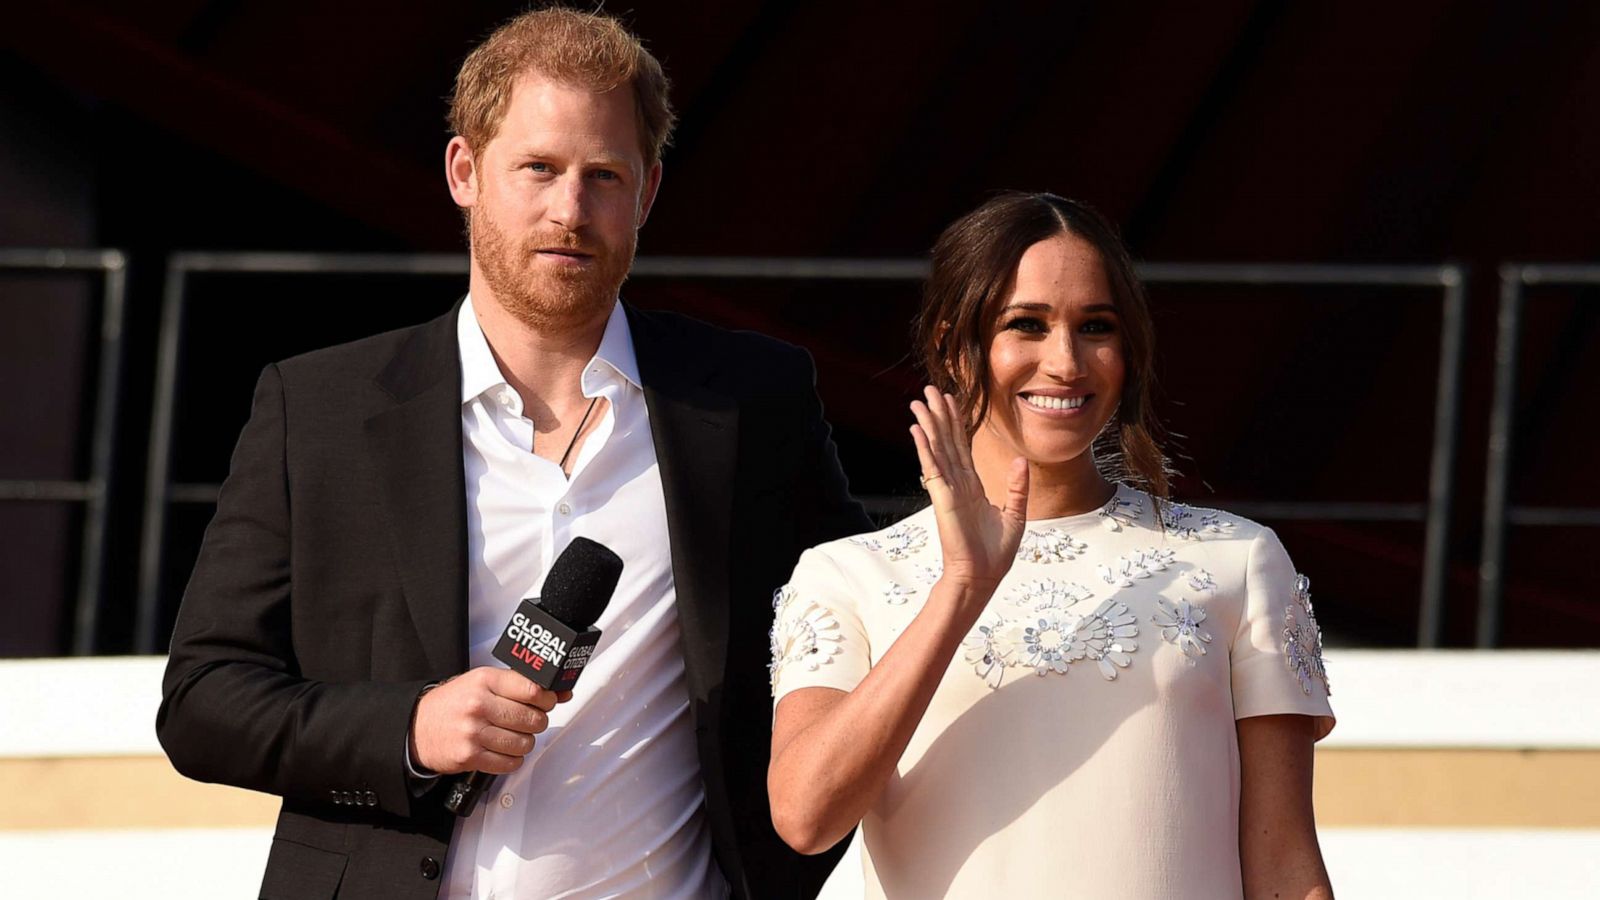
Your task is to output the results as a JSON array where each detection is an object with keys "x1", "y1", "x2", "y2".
[{"x1": 971, "y1": 426, "x2": 1117, "y2": 520}]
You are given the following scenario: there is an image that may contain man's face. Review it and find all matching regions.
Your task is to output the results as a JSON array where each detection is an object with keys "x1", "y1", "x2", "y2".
[{"x1": 455, "y1": 74, "x2": 661, "y2": 331}]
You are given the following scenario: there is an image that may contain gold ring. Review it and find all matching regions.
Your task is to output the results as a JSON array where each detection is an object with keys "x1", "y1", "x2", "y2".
[{"x1": 920, "y1": 473, "x2": 944, "y2": 488}]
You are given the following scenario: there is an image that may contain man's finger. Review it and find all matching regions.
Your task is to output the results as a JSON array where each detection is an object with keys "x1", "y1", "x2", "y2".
[
  {"x1": 477, "y1": 723, "x2": 537, "y2": 757},
  {"x1": 473, "y1": 748, "x2": 527, "y2": 776},
  {"x1": 486, "y1": 695, "x2": 551, "y2": 734},
  {"x1": 487, "y1": 668, "x2": 560, "y2": 710}
]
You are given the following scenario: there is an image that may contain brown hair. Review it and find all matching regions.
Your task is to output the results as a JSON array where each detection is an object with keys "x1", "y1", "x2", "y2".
[
  {"x1": 449, "y1": 6, "x2": 676, "y2": 167},
  {"x1": 914, "y1": 191, "x2": 1171, "y2": 499}
]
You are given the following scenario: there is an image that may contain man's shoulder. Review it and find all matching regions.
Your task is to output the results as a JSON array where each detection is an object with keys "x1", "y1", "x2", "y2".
[
  {"x1": 629, "y1": 305, "x2": 811, "y2": 380},
  {"x1": 272, "y1": 307, "x2": 455, "y2": 385}
]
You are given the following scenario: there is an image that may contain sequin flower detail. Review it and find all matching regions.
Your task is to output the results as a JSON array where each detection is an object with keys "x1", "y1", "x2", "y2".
[
  {"x1": 1099, "y1": 492, "x2": 1145, "y2": 532},
  {"x1": 883, "y1": 581, "x2": 915, "y2": 606},
  {"x1": 850, "y1": 523, "x2": 929, "y2": 561},
  {"x1": 1282, "y1": 574, "x2": 1331, "y2": 695},
  {"x1": 1016, "y1": 527, "x2": 1088, "y2": 563},
  {"x1": 1014, "y1": 578, "x2": 1095, "y2": 612},
  {"x1": 1187, "y1": 569, "x2": 1217, "y2": 592},
  {"x1": 1098, "y1": 548, "x2": 1176, "y2": 587},
  {"x1": 913, "y1": 560, "x2": 944, "y2": 585},
  {"x1": 962, "y1": 617, "x2": 1012, "y2": 689},
  {"x1": 1161, "y1": 504, "x2": 1235, "y2": 541},
  {"x1": 769, "y1": 586, "x2": 845, "y2": 692},
  {"x1": 1153, "y1": 596, "x2": 1212, "y2": 664},
  {"x1": 1019, "y1": 600, "x2": 1139, "y2": 681}
]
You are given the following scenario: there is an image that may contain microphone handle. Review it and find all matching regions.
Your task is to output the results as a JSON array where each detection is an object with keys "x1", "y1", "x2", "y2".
[{"x1": 444, "y1": 770, "x2": 495, "y2": 817}]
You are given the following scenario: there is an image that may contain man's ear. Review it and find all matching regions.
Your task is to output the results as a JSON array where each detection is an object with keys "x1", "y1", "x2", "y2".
[
  {"x1": 636, "y1": 160, "x2": 663, "y2": 227},
  {"x1": 445, "y1": 136, "x2": 479, "y2": 210}
]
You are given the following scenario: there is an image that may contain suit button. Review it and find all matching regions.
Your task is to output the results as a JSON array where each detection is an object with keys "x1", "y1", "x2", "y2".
[
  {"x1": 420, "y1": 856, "x2": 441, "y2": 880},
  {"x1": 364, "y1": 791, "x2": 377, "y2": 806}
]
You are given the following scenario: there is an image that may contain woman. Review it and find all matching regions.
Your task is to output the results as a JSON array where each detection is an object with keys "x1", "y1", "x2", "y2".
[{"x1": 768, "y1": 192, "x2": 1335, "y2": 898}]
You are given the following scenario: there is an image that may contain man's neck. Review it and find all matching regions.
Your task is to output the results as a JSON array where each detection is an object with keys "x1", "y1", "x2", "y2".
[{"x1": 472, "y1": 286, "x2": 609, "y2": 432}]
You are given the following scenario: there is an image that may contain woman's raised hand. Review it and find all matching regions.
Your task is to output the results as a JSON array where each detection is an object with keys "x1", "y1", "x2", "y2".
[{"x1": 909, "y1": 386, "x2": 1030, "y2": 594}]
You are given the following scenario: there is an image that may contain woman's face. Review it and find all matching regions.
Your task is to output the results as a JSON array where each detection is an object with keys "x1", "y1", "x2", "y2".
[{"x1": 975, "y1": 231, "x2": 1126, "y2": 468}]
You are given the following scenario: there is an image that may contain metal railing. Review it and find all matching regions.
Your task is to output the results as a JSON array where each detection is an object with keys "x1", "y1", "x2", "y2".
[
  {"x1": 1477, "y1": 264, "x2": 1600, "y2": 647},
  {"x1": 0, "y1": 248, "x2": 128, "y2": 654},
  {"x1": 132, "y1": 253, "x2": 1469, "y2": 651}
]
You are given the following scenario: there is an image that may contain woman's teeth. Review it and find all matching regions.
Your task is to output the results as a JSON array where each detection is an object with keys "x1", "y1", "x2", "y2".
[{"x1": 1022, "y1": 394, "x2": 1086, "y2": 411}]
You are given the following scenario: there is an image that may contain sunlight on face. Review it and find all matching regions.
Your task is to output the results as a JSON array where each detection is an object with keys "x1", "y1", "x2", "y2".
[{"x1": 977, "y1": 231, "x2": 1127, "y2": 469}]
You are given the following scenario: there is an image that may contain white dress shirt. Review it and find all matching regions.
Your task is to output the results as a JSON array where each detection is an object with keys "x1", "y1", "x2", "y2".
[{"x1": 442, "y1": 295, "x2": 727, "y2": 899}]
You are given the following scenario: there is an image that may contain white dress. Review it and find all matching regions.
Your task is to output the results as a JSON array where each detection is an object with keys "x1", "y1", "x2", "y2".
[{"x1": 770, "y1": 485, "x2": 1334, "y2": 899}]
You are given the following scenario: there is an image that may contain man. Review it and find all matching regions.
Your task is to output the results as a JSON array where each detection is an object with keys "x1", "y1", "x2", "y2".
[{"x1": 156, "y1": 9, "x2": 869, "y2": 899}]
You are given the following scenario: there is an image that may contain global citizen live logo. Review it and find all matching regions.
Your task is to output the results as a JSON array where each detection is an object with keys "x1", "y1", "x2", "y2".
[{"x1": 505, "y1": 612, "x2": 567, "y2": 671}]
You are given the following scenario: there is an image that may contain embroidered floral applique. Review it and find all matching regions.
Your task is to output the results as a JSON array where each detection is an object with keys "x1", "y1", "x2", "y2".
[
  {"x1": 1282, "y1": 574, "x2": 1331, "y2": 695},
  {"x1": 1097, "y1": 547, "x2": 1177, "y2": 587},
  {"x1": 883, "y1": 581, "x2": 915, "y2": 606},
  {"x1": 1016, "y1": 527, "x2": 1088, "y2": 563},
  {"x1": 850, "y1": 523, "x2": 929, "y2": 561},
  {"x1": 1161, "y1": 504, "x2": 1235, "y2": 541},
  {"x1": 913, "y1": 561, "x2": 944, "y2": 585},
  {"x1": 769, "y1": 585, "x2": 845, "y2": 692},
  {"x1": 962, "y1": 616, "x2": 1012, "y2": 689},
  {"x1": 1186, "y1": 569, "x2": 1217, "y2": 592},
  {"x1": 1019, "y1": 600, "x2": 1139, "y2": 681},
  {"x1": 1099, "y1": 491, "x2": 1145, "y2": 532},
  {"x1": 1014, "y1": 578, "x2": 1095, "y2": 612},
  {"x1": 1153, "y1": 596, "x2": 1212, "y2": 664}
]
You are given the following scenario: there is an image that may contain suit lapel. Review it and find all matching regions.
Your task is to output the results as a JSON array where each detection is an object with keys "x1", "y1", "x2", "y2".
[
  {"x1": 365, "y1": 303, "x2": 470, "y2": 678},
  {"x1": 628, "y1": 304, "x2": 738, "y2": 711}
]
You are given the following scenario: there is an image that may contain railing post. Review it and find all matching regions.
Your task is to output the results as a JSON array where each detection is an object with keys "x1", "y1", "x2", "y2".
[{"x1": 1416, "y1": 265, "x2": 1467, "y2": 647}]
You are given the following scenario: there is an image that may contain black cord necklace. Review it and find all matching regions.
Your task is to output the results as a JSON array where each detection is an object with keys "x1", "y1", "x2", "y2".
[{"x1": 558, "y1": 395, "x2": 601, "y2": 477}]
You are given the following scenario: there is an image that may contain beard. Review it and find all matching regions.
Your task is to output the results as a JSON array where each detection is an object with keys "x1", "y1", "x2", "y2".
[{"x1": 471, "y1": 204, "x2": 636, "y2": 332}]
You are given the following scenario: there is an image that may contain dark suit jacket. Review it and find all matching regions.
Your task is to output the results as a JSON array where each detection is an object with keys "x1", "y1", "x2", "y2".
[{"x1": 157, "y1": 300, "x2": 872, "y2": 900}]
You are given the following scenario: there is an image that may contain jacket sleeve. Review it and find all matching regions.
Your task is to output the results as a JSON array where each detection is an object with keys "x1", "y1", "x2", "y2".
[
  {"x1": 789, "y1": 346, "x2": 873, "y2": 550},
  {"x1": 155, "y1": 363, "x2": 433, "y2": 819}
]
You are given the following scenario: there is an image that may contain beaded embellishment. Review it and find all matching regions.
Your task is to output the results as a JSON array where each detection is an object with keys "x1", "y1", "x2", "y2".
[
  {"x1": 1098, "y1": 547, "x2": 1176, "y2": 587},
  {"x1": 850, "y1": 523, "x2": 928, "y2": 561},
  {"x1": 1161, "y1": 503, "x2": 1236, "y2": 541},
  {"x1": 1099, "y1": 492, "x2": 1145, "y2": 532},
  {"x1": 769, "y1": 585, "x2": 845, "y2": 692},
  {"x1": 1282, "y1": 574, "x2": 1331, "y2": 695},
  {"x1": 1153, "y1": 596, "x2": 1212, "y2": 664},
  {"x1": 1016, "y1": 527, "x2": 1089, "y2": 563}
]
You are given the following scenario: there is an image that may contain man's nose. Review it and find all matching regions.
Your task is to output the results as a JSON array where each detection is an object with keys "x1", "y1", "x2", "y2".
[{"x1": 547, "y1": 175, "x2": 591, "y2": 231}]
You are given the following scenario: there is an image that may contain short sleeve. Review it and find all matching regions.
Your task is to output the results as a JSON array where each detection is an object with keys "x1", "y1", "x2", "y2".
[
  {"x1": 1230, "y1": 527, "x2": 1336, "y2": 741},
  {"x1": 770, "y1": 547, "x2": 872, "y2": 704}
]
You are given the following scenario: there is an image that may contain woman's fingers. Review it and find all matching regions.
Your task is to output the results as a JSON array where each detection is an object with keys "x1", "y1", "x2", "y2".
[
  {"x1": 942, "y1": 390, "x2": 977, "y2": 474},
  {"x1": 1003, "y1": 456, "x2": 1030, "y2": 525},
  {"x1": 909, "y1": 399, "x2": 953, "y2": 483}
]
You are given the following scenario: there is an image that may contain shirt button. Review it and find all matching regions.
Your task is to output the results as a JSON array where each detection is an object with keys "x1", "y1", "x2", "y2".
[
  {"x1": 420, "y1": 856, "x2": 441, "y2": 880},
  {"x1": 499, "y1": 792, "x2": 514, "y2": 810},
  {"x1": 557, "y1": 502, "x2": 572, "y2": 516}
]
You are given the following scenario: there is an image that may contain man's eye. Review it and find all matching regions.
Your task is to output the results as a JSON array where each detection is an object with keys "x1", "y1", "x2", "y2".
[
  {"x1": 527, "y1": 162, "x2": 552, "y2": 173},
  {"x1": 592, "y1": 169, "x2": 619, "y2": 181}
]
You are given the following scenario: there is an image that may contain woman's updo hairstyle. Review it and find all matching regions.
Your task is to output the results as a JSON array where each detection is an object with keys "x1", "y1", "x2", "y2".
[{"x1": 913, "y1": 191, "x2": 1171, "y2": 499}]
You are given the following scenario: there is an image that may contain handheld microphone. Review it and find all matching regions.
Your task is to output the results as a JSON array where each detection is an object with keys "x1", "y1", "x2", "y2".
[{"x1": 444, "y1": 536, "x2": 624, "y2": 816}]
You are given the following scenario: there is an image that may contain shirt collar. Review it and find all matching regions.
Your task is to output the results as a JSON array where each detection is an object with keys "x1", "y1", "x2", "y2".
[{"x1": 458, "y1": 294, "x2": 641, "y2": 406}]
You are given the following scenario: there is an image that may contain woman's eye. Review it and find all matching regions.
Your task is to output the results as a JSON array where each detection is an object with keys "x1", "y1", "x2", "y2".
[
  {"x1": 1003, "y1": 316, "x2": 1047, "y2": 334},
  {"x1": 1081, "y1": 318, "x2": 1117, "y2": 334}
]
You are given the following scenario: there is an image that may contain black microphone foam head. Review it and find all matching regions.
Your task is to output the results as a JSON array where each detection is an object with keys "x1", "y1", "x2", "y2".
[{"x1": 539, "y1": 536, "x2": 624, "y2": 630}]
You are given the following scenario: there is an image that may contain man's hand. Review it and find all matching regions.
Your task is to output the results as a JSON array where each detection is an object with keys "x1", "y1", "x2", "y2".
[{"x1": 408, "y1": 667, "x2": 574, "y2": 776}]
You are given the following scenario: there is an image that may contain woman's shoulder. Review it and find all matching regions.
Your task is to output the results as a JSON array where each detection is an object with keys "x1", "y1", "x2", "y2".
[{"x1": 799, "y1": 505, "x2": 942, "y2": 578}]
